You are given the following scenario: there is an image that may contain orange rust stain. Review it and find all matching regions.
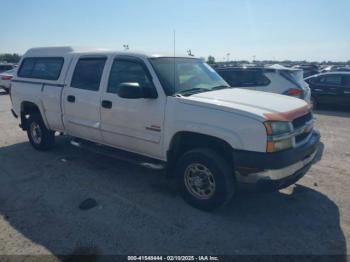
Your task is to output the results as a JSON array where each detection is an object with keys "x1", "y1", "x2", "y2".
[{"x1": 264, "y1": 105, "x2": 311, "y2": 121}]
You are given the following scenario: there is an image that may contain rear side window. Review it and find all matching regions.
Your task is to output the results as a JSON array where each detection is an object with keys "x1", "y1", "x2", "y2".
[
  {"x1": 0, "y1": 65, "x2": 14, "y2": 73},
  {"x1": 71, "y1": 57, "x2": 106, "y2": 91},
  {"x1": 319, "y1": 75, "x2": 342, "y2": 85},
  {"x1": 218, "y1": 71, "x2": 241, "y2": 86},
  {"x1": 18, "y1": 57, "x2": 64, "y2": 80},
  {"x1": 218, "y1": 70, "x2": 270, "y2": 87}
]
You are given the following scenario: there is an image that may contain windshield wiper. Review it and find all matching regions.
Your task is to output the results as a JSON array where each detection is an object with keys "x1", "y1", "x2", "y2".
[
  {"x1": 176, "y1": 88, "x2": 210, "y2": 96},
  {"x1": 211, "y1": 85, "x2": 231, "y2": 90},
  {"x1": 175, "y1": 86, "x2": 231, "y2": 96}
]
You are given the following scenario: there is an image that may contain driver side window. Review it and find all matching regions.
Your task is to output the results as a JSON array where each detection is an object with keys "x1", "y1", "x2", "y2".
[{"x1": 107, "y1": 59, "x2": 155, "y2": 94}]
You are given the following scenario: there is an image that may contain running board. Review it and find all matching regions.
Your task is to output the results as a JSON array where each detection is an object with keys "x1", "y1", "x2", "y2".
[{"x1": 70, "y1": 139, "x2": 166, "y2": 170}]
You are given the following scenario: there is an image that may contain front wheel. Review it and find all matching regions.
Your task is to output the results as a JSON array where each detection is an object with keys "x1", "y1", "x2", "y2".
[
  {"x1": 175, "y1": 148, "x2": 236, "y2": 211},
  {"x1": 27, "y1": 115, "x2": 55, "y2": 151}
]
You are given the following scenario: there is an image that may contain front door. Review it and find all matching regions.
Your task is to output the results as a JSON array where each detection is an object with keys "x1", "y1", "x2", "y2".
[
  {"x1": 100, "y1": 56, "x2": 165, "y2": 159},
  {"x1": 63, "y1": 56, "x2": 107, "y2": 142}
]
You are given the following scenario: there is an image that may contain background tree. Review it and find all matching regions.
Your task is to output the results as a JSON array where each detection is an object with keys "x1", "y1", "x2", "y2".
[
  {"x1": 207, "y1": 55, "x2": 215, "y2": 64},
  {"x1": 0, "y1": 53, "x2": 21, "y2": 63}
]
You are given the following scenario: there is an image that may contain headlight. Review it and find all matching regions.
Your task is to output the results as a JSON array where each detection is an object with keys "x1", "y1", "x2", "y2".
[
  {"x1": 264, "y1": 121, "x2": 293, "y2": 152},
  {"x1": 264, "y1": 121, "x2": 291, "y2": 136}
]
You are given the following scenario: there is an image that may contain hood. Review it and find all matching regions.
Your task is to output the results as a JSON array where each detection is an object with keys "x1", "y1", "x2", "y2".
[{"x1": 182, "y1": 88, "x2": 310, "y2": 121}]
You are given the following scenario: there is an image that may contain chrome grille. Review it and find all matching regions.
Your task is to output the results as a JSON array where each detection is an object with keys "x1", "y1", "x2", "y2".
[
  {"x1": 295, "y1": 131, "x2": 311, "y2": 143},
  {"x1": 293, "y1": 112, "x2": 314, "y2": 145},
  {"x1": 292, "y1": 112, "x2": 312, "y2": 129}
]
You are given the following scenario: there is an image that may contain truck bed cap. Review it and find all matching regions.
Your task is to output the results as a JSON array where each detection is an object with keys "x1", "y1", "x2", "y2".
[{"x1": 23, "y1": 46, "x2": 194, "y2": 59}]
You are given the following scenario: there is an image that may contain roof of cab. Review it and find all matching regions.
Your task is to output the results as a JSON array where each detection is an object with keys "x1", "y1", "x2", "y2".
[{"x1": 23, "y1": 46, "x2": 196, "y2": 59}]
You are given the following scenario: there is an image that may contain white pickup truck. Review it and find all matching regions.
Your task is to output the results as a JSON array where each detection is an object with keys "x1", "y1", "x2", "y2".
[{"x1": 10, "y1": 47, "x2": 320, "y2": 210}]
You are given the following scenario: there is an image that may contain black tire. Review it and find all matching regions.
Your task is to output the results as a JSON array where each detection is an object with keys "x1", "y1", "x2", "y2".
[
  {"x1": 175, "y1": 148, "x2": 236, "y2": 211},
  {"x1": 27, "y1": 115, "x2": 55, "y2": 151}
]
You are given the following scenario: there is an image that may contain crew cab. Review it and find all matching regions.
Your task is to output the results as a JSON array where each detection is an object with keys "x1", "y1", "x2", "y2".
[{"x1": 11, "y1": 47, "x2": 320, "y2": 210}]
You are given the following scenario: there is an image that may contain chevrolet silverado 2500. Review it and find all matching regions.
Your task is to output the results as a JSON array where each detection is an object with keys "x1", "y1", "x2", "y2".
[{"x1": 10, "y1": 47, "x2": 320, "y2": 210}]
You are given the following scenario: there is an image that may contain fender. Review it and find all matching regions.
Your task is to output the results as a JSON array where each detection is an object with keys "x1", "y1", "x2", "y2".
[
  {"x1": 20, "y1": 99, "x2": 50, "y2": 130},
  {"x1": 165, "y1": 120, "x2": 244, "y2": 151}
]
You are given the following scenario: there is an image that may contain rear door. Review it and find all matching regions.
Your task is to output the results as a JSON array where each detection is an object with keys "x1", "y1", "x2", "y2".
[
  {"x1": 62, "y1": 56, "x2": 107, "y2": 142},
  {"x1": 311, "y1": 74, "x2": 343, "y2": 105}
]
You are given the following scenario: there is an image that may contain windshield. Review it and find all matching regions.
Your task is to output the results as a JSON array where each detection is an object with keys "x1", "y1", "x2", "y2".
[{"x1": 150, "y1": 58, "x2": 229, "y2": 96}]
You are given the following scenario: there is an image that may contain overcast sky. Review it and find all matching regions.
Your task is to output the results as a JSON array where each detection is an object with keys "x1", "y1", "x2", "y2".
[{"x1": 1, "y1": 0, "x2": 349, "y2": 61}]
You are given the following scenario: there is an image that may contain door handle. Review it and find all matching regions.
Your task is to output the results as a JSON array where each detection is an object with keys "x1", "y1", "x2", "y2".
[
  {"x1": 67, "y1": 95, "x2": 75, "y2": 103},
  {"x1": 101, "y1": 100, "x2": 112, "y2": 109}
]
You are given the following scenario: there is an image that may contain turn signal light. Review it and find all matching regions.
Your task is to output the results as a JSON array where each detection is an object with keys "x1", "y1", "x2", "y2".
[{"x1": 267, "y1": 141, "x2": 275, "y2": 152}]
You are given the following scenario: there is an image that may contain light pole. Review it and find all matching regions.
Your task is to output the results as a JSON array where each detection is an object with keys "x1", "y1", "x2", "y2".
[
  {"x1": 226, "y1": 53, "x2": 231, "y2": 62},
  {"x1": 252, "y1": 55, "x2": 256, "y2": 63},
  {"x1": 123, "y1": 44, "x2": 129, "y2": 51}
]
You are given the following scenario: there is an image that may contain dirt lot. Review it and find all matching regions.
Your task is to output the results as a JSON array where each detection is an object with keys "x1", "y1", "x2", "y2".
[{"x1": 0, "y1": 91, "x2": 349, "y2": 257}]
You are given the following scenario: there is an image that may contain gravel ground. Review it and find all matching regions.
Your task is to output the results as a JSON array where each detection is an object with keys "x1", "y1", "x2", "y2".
[{"x1": 0, "y1": 92, "x2": 349, "y2": 258}]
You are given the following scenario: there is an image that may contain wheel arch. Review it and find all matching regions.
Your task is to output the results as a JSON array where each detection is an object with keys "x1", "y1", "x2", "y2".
[
  {"x1": 20, "y1": 101, "x2": 48, "y2": 131},
  {"x1": 166, "y1": 131, "x2": 234, "y2": 173}
]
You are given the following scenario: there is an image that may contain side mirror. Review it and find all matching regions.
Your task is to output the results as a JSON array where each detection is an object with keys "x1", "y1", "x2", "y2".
[
  {"x1": 117, "y1": 82, "x2": 158, "y2": 99},
  {"x1": 117, "y1": 82, "x2": 143, "y2": 99}
]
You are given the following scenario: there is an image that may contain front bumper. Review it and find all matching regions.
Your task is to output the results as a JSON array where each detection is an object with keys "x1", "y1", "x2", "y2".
[
  {"x1": 234, "y1": 130, "x2": 320, "y2": 191},
  {"x1": 240, "y1": 160, "x2": 314, "y2": 192}
]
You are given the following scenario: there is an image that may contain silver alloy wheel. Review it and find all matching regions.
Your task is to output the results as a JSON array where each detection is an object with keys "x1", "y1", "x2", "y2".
[
  {"x1": 30, "y1": 122, "x2": 42, "y2": 145},
  {"x1": 184, "y1": 163, "x2": 216, "y2": 200}
]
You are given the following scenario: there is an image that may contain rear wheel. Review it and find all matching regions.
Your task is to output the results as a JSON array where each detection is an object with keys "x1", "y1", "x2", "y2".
[
  {"x1": 175, "y1": 148, "x2": 235, "y2": 211},
  {"x1": 27, "y1": 115, "x2": 55, "y2": 150}
]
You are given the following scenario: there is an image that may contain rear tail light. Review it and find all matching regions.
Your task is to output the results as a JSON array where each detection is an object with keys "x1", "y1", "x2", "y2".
[
  {"x1": 1, "y1": 76, "x2": 13, "y2": 81},
  {"x1": 285, "y1": 88, "x2": 303, "y2": 98}
]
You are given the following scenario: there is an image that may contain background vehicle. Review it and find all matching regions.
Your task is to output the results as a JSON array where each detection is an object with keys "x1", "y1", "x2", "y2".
[
  {"x1": 11, "y1": 47, "x2": 320, "y2": 211},
  {"x1": 331, "y1": 67, "x2": 350, "y2": 72},
  {"x1": 0, "y1": 64, "x2": 15, "y2": 73},
  {"x1": 0, "y1": 69, "x2": 15, "y2": 93},
  {"x1": 305, "y1": 72, "x2": 350, "y2": 108},
  {"x1": 215, "y1": 65, "x2": 311, "y2": 103},
  {"x1": 293, "y1": 64, "x2": 319, "y2": 78}
]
